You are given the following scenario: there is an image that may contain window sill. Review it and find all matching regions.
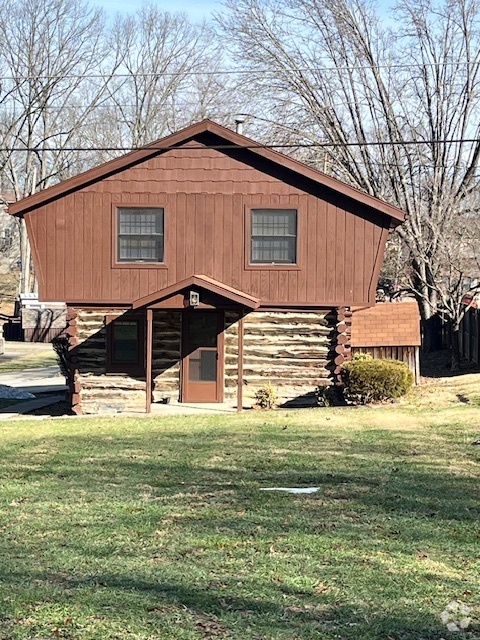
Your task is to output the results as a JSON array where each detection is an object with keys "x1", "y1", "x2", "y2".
[
  {"x1": 112, "y1": 262, "x2": 168, "y2": 270},
  {"x1": 106, "y1": 366, "x2": 145, "y2": 376},
  {"x1": 244, "y1": 263, "x2": 301, "y2": 271}
]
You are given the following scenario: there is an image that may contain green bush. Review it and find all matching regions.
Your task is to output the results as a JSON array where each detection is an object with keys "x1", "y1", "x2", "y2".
[
  {"x1": 351, "y1": 352, "x2": 373, "y2": 361},
  {"x1": 52, "y1": 335, "x2": 69, "y2": 378},
  {"x1": 341, "y1": 358, "x2": 414, "y2": 404}
]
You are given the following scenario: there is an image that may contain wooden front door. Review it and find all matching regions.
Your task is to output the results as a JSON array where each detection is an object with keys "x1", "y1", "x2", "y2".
[{"x1": 182, "y1": 311, "x2": 223, "y2": 402}]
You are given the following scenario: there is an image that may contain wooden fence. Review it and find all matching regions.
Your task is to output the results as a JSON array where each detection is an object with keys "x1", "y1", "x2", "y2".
[{"x1": 460, "y1": 307, "x2": 479, "y2": 365}]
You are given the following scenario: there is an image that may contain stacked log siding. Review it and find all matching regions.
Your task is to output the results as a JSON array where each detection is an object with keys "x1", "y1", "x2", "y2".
[
  {"x1": 226, "y1": 310, "x2": 336, "y2": 405},
  {"x1": 152, "y1": 311, "x2": 181, "y2": 403},
  {"x1": 74, "y1": 309, "x2": 146, "y2": 414},
  {"x1": 71, "y1": 308, "x2": 338, "y2": 412}
]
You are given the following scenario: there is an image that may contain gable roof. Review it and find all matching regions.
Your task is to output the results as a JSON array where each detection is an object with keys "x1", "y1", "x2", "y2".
[
  {"x1": 8, "y1": 119, "x2": 405, "y2": 226},
  {"x1": 132, "y1": 274, "x2": 260, "y2": 310}
]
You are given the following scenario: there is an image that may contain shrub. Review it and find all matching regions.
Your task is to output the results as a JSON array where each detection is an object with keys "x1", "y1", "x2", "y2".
[
  {"x1": 341, "y1": 358, "x2": 414, "y2": 404},
  {"x1": 52, "y1": 335, "x2": 69, "y2": 378},
  {"x1": 254, "y1": 384, "x2": 278, "y2": 409},
  {"x1": 351, "y1": 352, "x2": 373, "y2": 361}
]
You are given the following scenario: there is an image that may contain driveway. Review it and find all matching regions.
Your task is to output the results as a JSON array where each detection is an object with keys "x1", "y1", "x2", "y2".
[{"x1": 0, "y1": 342, "x2": 67, "y2": 395}]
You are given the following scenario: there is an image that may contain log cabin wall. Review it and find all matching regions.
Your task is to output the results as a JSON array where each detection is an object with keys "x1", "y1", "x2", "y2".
[
  {"x1": 151, "y1": 311, "x2": 181, "y2": 403},
  {"x1": 69, "y1": 307, "x2": 338, "y2": 413},
  {"x1": 73, "y1": 308, "x2": 146, "y2": 414},
  {"x1": 25, "y1": 144, "x2": 389, "y2": 308},
  {"x1": 225, "y1": 309, "x2": 336, "y2": 406}
]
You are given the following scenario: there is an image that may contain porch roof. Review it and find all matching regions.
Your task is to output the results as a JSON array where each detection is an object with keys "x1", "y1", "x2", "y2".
[{"x1": 132, "y1": 274, "x2": 260, "y2": 310}]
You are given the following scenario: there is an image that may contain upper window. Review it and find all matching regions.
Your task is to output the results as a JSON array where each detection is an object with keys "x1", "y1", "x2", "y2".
[
  {"x1": 117, "y1": 207, "x2": 164, "y2": 263},
  {"x1": 250, "y1": 209, "x2": 297, "y2": 264}
]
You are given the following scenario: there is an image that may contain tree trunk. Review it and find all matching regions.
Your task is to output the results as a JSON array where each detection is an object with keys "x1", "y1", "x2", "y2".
[
  {"x1": 450, "y1": 323, "x2": 461, "y2": 373},
  {"x1": 422, "y1": 315, "x2": 443, "y2": 353}
]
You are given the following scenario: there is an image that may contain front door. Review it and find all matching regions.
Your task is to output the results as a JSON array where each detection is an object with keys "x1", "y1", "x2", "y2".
[{"x1": 182, "y1": 312, "x2": 223, "y2": 402}]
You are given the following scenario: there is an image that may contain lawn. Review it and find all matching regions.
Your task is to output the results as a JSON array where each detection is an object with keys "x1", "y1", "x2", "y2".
[
  {"x1": 0, "y1": 375, "x2": 479, "y2": 639},
  {"x1": 0, "y1": 348, "x2": 57, "y2": 372}
]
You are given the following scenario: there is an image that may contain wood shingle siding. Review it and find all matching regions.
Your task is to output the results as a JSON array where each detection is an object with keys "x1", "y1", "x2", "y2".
[{"x1": 350, "y1": 302, "x2": 421, "y2": 383}]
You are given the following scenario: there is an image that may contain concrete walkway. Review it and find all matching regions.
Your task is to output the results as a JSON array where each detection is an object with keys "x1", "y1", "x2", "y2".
[{"x1": 0, "y1": 343, "x2": 68, "y2": 419}]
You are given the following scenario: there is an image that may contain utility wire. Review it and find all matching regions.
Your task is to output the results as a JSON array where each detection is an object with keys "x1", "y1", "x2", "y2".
[
  {"x1": 0, "y1": 139, "x2": 479, "y2": 152},
  {"x1": 0, "y1": 59, "x2": 478, "y2": 81}
]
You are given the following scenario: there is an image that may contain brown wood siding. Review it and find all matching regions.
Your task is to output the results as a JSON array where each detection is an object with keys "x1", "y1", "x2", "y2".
[{"x1": 27, "y1": 145, "x2": 391, "y2": 306}]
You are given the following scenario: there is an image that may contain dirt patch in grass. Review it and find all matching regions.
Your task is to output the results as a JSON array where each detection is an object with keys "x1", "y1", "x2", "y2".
[{"x1": 27, "y1": 399, "x2": 73, "y2": 416}]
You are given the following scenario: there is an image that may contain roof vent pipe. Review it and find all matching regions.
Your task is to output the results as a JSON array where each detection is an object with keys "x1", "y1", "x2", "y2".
[{"x1": 234, "y1": 115, "x2": 246, "y2": 135}]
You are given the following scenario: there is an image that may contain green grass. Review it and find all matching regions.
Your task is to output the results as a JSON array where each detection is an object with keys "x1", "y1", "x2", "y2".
[
  {"x1": 0, "y1": 349, "x2": 57, "y2": 372},
  {"x1": 0, "y1": 381, "x2": 479, "y2": 639}
]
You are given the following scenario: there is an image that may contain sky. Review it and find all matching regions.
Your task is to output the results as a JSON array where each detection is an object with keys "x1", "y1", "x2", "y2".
[
  {"x1": 97, "y1": 0, "x2": 394, "y2": 21},
  {"x1": 97, "y1": 0, "x2": 223, "y2": 21}
]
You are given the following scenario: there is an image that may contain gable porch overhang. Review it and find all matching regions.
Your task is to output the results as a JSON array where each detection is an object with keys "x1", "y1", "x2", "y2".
[
  {"x1": 132, "y1": 274, "x2": 260, "y2": 311},
  {"x1": 136, "y1": 275, "x2": 255, "y2": 415}
]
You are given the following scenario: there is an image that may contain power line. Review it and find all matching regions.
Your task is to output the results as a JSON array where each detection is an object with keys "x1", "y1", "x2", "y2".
[
  {"x1": 0, "y1": 59, "x2": 478, "y2": 81},
  {"x1": 0, "y1": 138, "x2": 478, "y2": 152}
]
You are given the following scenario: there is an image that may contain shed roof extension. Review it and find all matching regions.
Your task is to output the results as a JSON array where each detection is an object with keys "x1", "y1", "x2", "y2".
[{"x1": 9, "y1": 119, "x2": 405, "y2": 227}]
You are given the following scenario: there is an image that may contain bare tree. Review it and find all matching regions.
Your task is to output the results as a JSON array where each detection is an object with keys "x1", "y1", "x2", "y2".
[
  {"x1": 217, "y1": 0, "x2": 480, "y2": 368},
  {"x1": 0, "y1": 0, "x2": 119, "y2": 293},
  {"x1": 96, "y1": 5, "x2": 239, "y2": 154}
]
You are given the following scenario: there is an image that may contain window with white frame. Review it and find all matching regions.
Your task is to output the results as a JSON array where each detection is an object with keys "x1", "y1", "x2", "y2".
[
  {"x1": 250, "y1": 209, "x2": 297, "y2": 264},
  {"x1": 117, "y1": 207, "x2": 164, "y2": 262}
]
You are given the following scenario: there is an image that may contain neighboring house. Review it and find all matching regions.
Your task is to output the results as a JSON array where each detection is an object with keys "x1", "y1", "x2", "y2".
[
  {"x1": 18, "y1": 293, "x2": 66, "y2": 343},
  {"x1": 350, "y1": 301, "x2": 422, "y2": 383},
  {"x1": 9, "y1": 119, "x2": 405, "y2": 414}
]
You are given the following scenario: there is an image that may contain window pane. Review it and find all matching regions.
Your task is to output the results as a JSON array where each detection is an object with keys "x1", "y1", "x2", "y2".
[
  {"x1": 112, "y1": 321, "x2": 139, "y2": 363},
  {"x1": 119, "y1": 236, "x2": 163, "y2": 261},
  {"x1": 113, "y1": 322, "x2": 138, "y2": 341},
  {"x1": 188, "y1": 349, "x2": 217, "y2": 382},
  {"x1": 114, "y1": 341, "x2": 138, "y2": 362},
  {"x1": 118, "y1": 208, "x2": 164, "y2": 262},
  {"x1": 251, "y1": 209, "x2": 297, "y2": 264},
  {"x1": 252, "y1": 237, "x2": 296, "y2": 263}
]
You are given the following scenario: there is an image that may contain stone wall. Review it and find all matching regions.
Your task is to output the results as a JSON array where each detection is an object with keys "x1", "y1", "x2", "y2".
[{"x1": 22, "y1": 307, "x2": 67, "y2": 342}]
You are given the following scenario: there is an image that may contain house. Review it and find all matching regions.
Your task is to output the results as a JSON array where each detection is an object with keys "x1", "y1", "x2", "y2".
[
  {"x1": 18, "y1": 294, "x2": 66, "y2": 343},
  {"x1": 8, "y1": 119, "x2": 405, "y2": 414},
  {"x1": 350, "y1": 301, "x2": 421, "y2": 383}
]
